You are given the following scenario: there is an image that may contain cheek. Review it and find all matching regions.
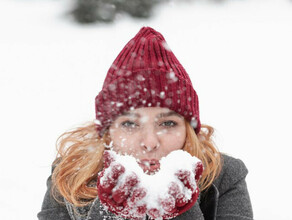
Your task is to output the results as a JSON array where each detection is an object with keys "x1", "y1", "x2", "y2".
[
  {"x1": 160, "y1": 130, "x2": 186, "y2": 151},
  {"x1": 110, "y1": 130, "x2": 139, "y2": 154}
]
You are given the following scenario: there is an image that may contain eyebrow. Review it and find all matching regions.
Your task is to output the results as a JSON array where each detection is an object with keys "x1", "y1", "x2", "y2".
[
  {"x1": 159, "y1": 111, "x2": 183, "y2": 118},
  {"x1": 121, "y1": 112, "x2": 141, "y2": 117},
  {"x1": 121, "y1": 111, "x2": 183, "y2": 119}
]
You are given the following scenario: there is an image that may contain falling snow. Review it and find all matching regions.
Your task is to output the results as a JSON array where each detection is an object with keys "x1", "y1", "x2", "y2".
[{"x1": 162, "y1": 41, "x2": 171, "y2": 51}]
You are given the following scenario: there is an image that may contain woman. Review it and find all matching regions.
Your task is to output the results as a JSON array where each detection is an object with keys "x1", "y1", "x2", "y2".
[{"x1": 38, "y1": 27, "x2": 253, "y2": 220}]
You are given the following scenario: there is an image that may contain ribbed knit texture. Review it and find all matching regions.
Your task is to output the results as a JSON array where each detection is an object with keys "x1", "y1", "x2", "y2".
[{"x1": 95, "y1": 27, "x2": 200, "y2": 137}]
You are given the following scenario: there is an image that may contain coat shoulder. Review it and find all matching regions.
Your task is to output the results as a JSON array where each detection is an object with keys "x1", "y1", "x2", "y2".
[{"x1": 213, "y1": 154, "x2": 249, "y2": 195}]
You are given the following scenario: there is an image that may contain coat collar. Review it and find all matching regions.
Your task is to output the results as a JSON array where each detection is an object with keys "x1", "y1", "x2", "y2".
[{"x1": 199, "y1": 183, "x2": 219, "y2": 220}]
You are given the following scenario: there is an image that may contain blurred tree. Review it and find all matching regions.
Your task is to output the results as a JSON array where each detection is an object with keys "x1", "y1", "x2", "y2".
[
  {"x1": 72, "y1": 0, "x2": 159, "y2": 23},
  {"x1": 71, "y1": 0, "x2": 232, "y2": 23},
  {"x1": 116, "y1": 0, "x2": 157, "y2": 18},
  {"x1": 72, "y1": 0, "x2": 117, "y2": 23}
]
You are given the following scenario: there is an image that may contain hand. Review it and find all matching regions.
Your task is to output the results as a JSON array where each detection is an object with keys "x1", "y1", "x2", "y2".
[
  {"x1": 97, "y1": 151, "x2": 147, "y2": 219},
  {"x1": 153, "y1": 161, "x2": 203, "y2": 219}
]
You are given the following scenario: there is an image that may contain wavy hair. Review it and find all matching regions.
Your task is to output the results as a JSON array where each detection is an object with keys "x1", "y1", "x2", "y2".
[{"x1": 52, "y1": 120, "x2": 222, "y2": 207}]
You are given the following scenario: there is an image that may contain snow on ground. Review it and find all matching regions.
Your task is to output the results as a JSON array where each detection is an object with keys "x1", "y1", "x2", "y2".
[{"x1": 0, "y1": 0, "x2": 292, "y2": 219}]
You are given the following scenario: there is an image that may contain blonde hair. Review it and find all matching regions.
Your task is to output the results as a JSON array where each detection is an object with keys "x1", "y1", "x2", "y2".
[{"x1": 52, "y1": 120, "x2": 222, "y2": 207}]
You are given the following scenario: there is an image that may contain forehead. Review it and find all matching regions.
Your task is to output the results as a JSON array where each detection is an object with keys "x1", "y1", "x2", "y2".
[{"x1": 120, "y1": 107, "x2": 183, "y2": 118}]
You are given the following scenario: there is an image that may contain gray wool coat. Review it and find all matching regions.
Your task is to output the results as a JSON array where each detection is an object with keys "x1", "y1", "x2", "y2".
[{"x1": 37, "y1": 154, "x2": 253, "y2": 220}]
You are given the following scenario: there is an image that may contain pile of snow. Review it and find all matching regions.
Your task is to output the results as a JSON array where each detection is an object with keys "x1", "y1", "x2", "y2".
[{"x1": 100, "y1": 150, "x2": 203, "y2": 218}]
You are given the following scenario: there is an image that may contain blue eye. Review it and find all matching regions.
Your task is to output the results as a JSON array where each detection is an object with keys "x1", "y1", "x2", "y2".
[
  {"x1": 161, "y1": 121, "x2": 177, "y2": 127},
  {"x1": 121, "y1": 121, "x2": 138, "y2": 128}
]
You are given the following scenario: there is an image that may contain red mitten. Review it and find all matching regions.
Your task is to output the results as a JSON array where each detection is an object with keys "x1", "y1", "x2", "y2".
[
  {"x1": 97, "y1": 151, "x2": 147, "y2": 219},
  {"x1": 158, "y1": 161, "x2": 204, "y2": 219}
]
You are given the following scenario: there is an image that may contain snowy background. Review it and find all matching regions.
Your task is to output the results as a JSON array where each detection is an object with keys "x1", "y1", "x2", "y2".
[{"x1": 0, "y1": 0, "x2": 292, "y2": 219}]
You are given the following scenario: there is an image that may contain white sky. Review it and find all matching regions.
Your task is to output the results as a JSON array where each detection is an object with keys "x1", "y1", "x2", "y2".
[{"x1": 0, "y1": 0, "x2": 292, "y2": 219}]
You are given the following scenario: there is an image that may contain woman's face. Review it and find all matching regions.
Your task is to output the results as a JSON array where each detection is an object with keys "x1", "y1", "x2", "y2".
[{"x1": 109, "y1": 107, "x2": 186, "y2": 166}]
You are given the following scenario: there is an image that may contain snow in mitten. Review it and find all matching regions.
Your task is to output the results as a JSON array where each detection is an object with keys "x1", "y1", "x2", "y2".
[
  {"x1": 97, "y1": 151, "x2": 147, "y2": 219},
  {"x1": 97, "y1": 150, "x2": 203, "y2": 219},
  {"x1": 158, "y1": 162, "x2": 203, "y2": 219}
]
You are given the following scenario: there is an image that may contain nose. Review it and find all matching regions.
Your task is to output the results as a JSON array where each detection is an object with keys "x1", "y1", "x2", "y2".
[{"x1": 140, "y1": 128, "x2": 160, "y2": 152}]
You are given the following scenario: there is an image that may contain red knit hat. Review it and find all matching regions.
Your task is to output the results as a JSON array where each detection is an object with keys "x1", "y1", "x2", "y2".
[{"x1": 95, "y1": 27, "x2": 200, "y2": 137}]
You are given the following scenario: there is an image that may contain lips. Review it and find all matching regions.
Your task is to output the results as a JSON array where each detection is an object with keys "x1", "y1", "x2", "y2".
[{"x1": 138, "y1": 159, "x2": 160, "y2": 174}]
